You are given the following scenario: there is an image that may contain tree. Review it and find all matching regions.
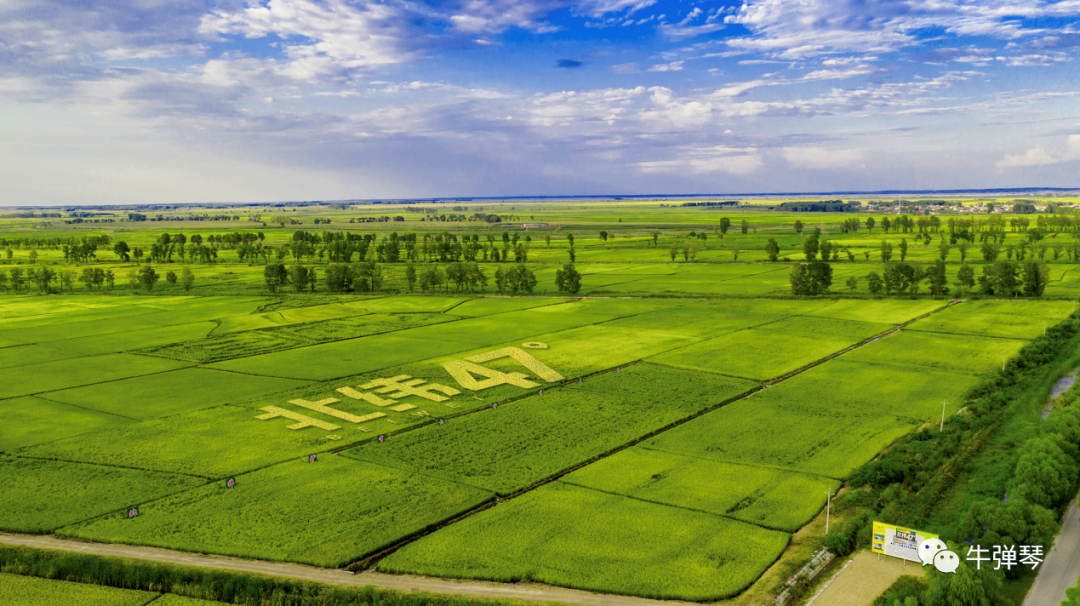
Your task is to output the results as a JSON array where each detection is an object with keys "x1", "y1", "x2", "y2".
[
  {"x1": 8, "y1": 267, "x2": 23, "y2": 291},
  {"x1": 29, "y1": 250, "x2": 37, "y2": 264},
  {"x1": 881, "y1": 217, "x2": 892, "y2": 233},
  {"x1": 881, "y1": 240, "x2": 893, "y2": 262},
  {"x1": 79, "y1": 267, "x2": 96, "y2": 291},
  {"x1": 568, "y1": 247, "x2": 576, "y2": 263},
  {"x1": 957, "y1": 264, "x2": 975, "y2": 295},
  {"x1": 181, "y1": 267, "x2": 195, "y2": 292},
  {"x1": 493, "y1": 267, "x2": 508, "y2": 294},
  {"x1": 1009, "y1": 436, "x2": 1078, "y2": 508},
  {"x1": 981, "y1": 241, "x2": 999, "y2": 262},
  {"x1": 927, "y1": 259, "x2": 949, "y2": 296},
  {"x1": 136, "y1": 265, "x2": 158, "y2": 292},
  {"x1": 899, "y1": 238, "x2": 908, "y2": 262},
  {"x1": 669, "y1": 246, "x2": 677, "y2": 262},
  {"x1": 652, "y1": 232, "x2": 660, "y2": 247},
  {"x1": 790, "y1": 260, "x2": 832, "y2": 295},
  {"x1": 765, "y1": 238, "x2": 780, "y2": 262},
  {"x1": 719, "y1": 217, "x2": 731, "y2": 237},
  {"x1": 599, "y1": 230, "x2": 608, "y2": 242},
  {"x1": 288, "y1": 265, "x2": 309, "y2": 293},
  {"x1": 1022, "y1": 260, "x2": 1050, "y2": 297},
  {"x1": 846, "y1": 275, "x2": 858, "y2": 291},
  {"x1": 264, "y1": 262, "x2": 288, "y2": 293},
  {"x1": 505, "y1": 265, "x2": 537, "y2": 294},
  {"x1": 740, "y1": 219, "x2": 749, "y2": 235},
  {"x1": 113, "y1": 241, "x2": 131, "y2": 262},
  {"x1": 729, "y1": 244, "x2": 737, "y2": 261},
  {"x1": 793, "y1": 220, "x2": 803, "y2": 236},
  {"x1": 405, "y1": 262, "x2": 417, "y2": 292},
  {"x1": 867, "y1": 272, "x2": 883, "y2": 295},
  {"x1": 545, "y1": 234, "x2": 551, "y2": 248},
  {"x1": 803, "y1": 234, "x2": 819, "y2": 261},
  {"x1": 979, "y1": 260, "x2": 1020, "y2": 296},
  {"x1": 958, "y1": 240, "x2": 969, "y2": 262},
  {"x1": 939, "y1": 241, "x2": 950, "y2": 261},
  {"x1": 922, "y1": 563, "x2": 1006, "y2": 606},
  {"x1": 566, "y1": 234, "x2": 574, "y2": 247},
  {"x1": 866, "y1": 217, "x2": 875, "y2": 233},
  {"x1": 166, "y1": 271, "x2": 178, "y2": 288},
  {"x1": 59, "y1": 270, "x2": 75, "y2": 292},
  {"x1": 555, "y1": 263, "x2": 582, "y2": 294}
]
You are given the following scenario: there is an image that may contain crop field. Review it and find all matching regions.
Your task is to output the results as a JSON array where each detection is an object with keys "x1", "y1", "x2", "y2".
[
  {"x1": 380, "y1": 482, "x2": 789, "y2": 601},
  {"x1": 563, "y1": 447, "x2": 839, "y2": 532},
  {"x1": 0, "y1": 572, "x2": 156, "y2": 606},
  {"x1": 4, "y1": 199, "x2": 1080, "y2": 603},
  {"x1": 0, "y1": 456, "x2": 203, "y2": 533},
  {"x1": 342, "y1": 364, "x2": 756, "y2": 494},
  {"x1": 64, "y1": 456, "x2": 492, "y2": 566}
]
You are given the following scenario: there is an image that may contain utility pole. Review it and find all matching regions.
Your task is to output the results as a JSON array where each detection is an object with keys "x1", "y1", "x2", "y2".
[{"x1": 825, "y1": 490, "x2": 833, "y2": 535}]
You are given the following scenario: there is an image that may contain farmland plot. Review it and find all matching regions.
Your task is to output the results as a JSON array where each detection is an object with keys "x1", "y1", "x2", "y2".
[
  {"x1": 0, "y1": 572, "x2": 156, "y2": 606},
  {"x1": 0, "y1": 396, "x2": 135, "y2": 451},
  {"x1": 0, "y1": 456, "x2": 204, "y2": 532},
  {"x1": 343, "y1": 364, "x2": 756, "y2": 494},
  {"x1": 906, "y1": 300, "x2": 1074, "y2": 339},
  {"x1": 65, "y1": 456, "x2": 492, "y2": 567},
  {"x1": 380, "y1": 482, "x2": 788, "y2": 601},
  {"x1": 564, "y1": 447, "x2": 838, "y2": 532},
  {"x1": 42, "y1": 368, "x2": 313, "y2": 420},
  {"x1": 643, "y1": 397, "x2": 918, "y2": 479},
  {"x1": 843, "y1": 330, "x2": 1027, "y2": 375},
  {"x1": 19, "y1": 406, "x2": 334, "y2": 477},
  {"x1": 0, "y1": 354, "x2": 192, "y2": 400}
]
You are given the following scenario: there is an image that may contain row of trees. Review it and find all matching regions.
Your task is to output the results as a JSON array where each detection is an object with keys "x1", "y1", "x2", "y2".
[
  {"x1": 791, "y1": 258, "x2": 1050, "y2": 297},
  {"x1": 262, "y1": 262, "x2": 584, "y2": 296},
  {"x1": 0, "y1": 266, "x2": 194, "y2": 293}
]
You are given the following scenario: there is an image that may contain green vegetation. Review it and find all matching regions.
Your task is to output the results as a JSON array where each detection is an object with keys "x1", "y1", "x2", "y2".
[
  {"x1": 0, "y1": 544, "x2": 528, "y2": 606},
  {"x1": 381, "y1": 482, "x2": 789, "y2": 601},
  {"x1": 343, "y1": 364, "x2": 756, "y2": 494},
  {"x1": 0, "y1": 572, "x2": 155, "y2": 606},
  {"x1": 65, "y1": 457, "x2": 491, "y2": 567},
  {"x1": 563, "y1": 447, "x2": 838, "y2": 532},
  {"x1": 0, "y1": 456, "x2": 203, "y2": 533},
  {"x1": 5, "y1": 197, "x2": 1080, "y2": 604}
]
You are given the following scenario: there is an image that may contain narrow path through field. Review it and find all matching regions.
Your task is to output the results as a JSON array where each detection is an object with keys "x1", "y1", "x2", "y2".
[{"x1": 0, "y1": 533, "x2": 698, "y2": 606}]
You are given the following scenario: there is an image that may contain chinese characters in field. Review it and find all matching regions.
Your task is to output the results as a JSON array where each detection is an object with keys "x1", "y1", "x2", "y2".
[{"x1": 256, "y1": 345, "x2": 560, "y2": 433}]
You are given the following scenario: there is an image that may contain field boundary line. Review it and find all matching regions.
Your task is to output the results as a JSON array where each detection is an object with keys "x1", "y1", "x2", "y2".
[
  {"x1": 903, "y1": 326, "x2": 1037, "y2": 341},
  {"x1": 632, "y1": 444, "x2": 853, "y2": 483},
  {"x1": 1, "y1": 453, "x2": 212, "y2": 480},
  {"x1": 0, "y1": 361, "x2": 197, "y2": 403},
  {"x1": 31, "y1": 394, "x2": 142, "y2": 421},
  {"x1": 559, "y1": 479, "x2": 800, "y2": 534}
]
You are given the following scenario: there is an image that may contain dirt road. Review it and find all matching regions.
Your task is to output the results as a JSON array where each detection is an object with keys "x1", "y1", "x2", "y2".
[
  {"x1": 1023, "y1": 497, "x2": 1080, "y2": 606},
  {"x1": 0, "y1": 533, "x2": 695, "y2": 606},
  {"x1": 806, "y1": 551, "x2": 923, "y2": 606}
]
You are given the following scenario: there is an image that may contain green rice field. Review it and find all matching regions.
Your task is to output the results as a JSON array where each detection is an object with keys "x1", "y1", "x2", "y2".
[{"x1": 2, "y1": 200, "x2": 1078, "y2": 603}]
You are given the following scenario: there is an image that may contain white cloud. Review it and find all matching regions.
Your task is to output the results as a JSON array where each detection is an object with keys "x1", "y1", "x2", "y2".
[
  {"x1": 997, "y1": 147, "x2": 1059, "y2": 167},
  {"x1": 723, "y1": 0, "x2": 1080, "y2": 59},
  {"x1": 648, "y1": 61, "x2": 684, "y2": 72},
  {"x1": 783, "y1": 147, "x2": 863, "y2": 169},
  {"x1": 639, "y1": 146, "x2": 763, "y2": 174}
]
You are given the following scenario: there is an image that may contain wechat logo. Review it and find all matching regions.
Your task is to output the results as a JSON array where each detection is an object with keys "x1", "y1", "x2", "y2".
[{"x1": 920, "y1": 539, "x2": 959, "y2": 573}]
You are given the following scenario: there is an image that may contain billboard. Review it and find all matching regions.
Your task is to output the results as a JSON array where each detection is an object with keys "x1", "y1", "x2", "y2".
[{"x1": 872, "y1": 521, "x2": 940, "y2": 563}]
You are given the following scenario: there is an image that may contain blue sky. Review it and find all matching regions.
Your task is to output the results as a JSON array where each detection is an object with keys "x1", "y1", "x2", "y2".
[{"x1": 1, "y1": 0, "x2": 1079, "y2": 205}]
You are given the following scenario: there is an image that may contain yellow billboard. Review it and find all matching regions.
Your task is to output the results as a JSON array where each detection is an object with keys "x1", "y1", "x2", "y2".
[{"x1": 872, "y1": 521, "x2": 940, "y2": 563}]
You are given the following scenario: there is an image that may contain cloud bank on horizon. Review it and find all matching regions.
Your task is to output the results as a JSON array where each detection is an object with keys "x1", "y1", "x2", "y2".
[{"x1": 1, "y1": 0, "x2": 1079, "y2": 204}]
